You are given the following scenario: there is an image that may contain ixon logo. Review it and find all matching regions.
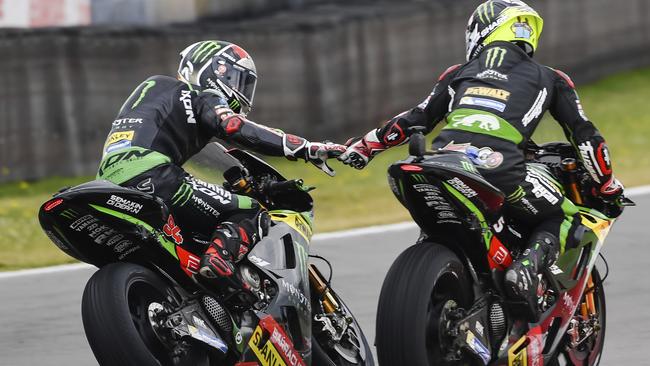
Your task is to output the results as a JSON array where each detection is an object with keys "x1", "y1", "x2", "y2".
[{"x1": 179, "y1": 90, "x2": 197, "y2": 124}]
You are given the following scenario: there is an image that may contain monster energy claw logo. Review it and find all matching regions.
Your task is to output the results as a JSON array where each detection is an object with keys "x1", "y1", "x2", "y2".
[
  {"x1": 485, "y1": 47, "x2": 507, "y2": 68},
  {"x1": 192, "y1": 41, "x2": 221, "y2": 63},
  {"x1": 295, "y1": 242, "x2": 309, "y2": 276},
  {"x1": 477, "y1": 0, "x2": 496, "y2": 23}
]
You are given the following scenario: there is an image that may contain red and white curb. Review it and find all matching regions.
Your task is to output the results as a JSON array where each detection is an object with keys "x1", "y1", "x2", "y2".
[{"x1": 1, "y1": 184, "x2": 647, "y2": 280}]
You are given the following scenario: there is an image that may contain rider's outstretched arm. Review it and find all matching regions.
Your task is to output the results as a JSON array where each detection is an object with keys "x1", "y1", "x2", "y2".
[
  {"x1": 338, "y1": 64, "x2": 462, "y2": 169},
  {"x1": 195, "y1": 90, "x2": 345, "y2": 175}
]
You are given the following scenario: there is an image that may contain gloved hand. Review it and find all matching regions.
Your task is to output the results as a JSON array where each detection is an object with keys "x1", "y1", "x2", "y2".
[
  {"x1": 282, "y1": 134, "x2": 345, "y2": 176},
  {"x1": 596, "y1": 176, "x2": 624, "y2": 201},
  {"x1": 595, "y1": 176, "x2": 625, "y2": 218},
  {"x1": 304, "y1": 141, "x2": 346, "y2": 177},
  {"x1": 339, "y1": 136, "x2": 373, "y2": 170}
]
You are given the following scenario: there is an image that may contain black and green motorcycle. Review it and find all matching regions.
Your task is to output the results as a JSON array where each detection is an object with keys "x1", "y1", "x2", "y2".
[
  {"x1": 375, "y1": 132, "x2": 634, "y2": 366},
  {"x1": 38, "y1": 142, "x2": 373, "y2": 366}
]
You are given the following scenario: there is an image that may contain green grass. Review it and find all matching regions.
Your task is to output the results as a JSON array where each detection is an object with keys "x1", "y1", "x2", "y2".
[{"x1": 2, "y1": 67, "x2": 650, "y2": 270}]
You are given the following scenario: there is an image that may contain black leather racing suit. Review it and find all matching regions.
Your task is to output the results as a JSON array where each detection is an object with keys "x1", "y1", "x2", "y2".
[
  {"x1": 97, "y1": 75, "x2": 313, "y2": 268},
  {"x1": 354, "y1": 41, "x2": 619, "y2": 315}
]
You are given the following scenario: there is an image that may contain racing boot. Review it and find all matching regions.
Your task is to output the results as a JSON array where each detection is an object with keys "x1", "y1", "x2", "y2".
[
  {"x1": 199, "y1": 213, "x2": 270, "y2": 292},
  {"x1": 504, "y1": 230, "x2": 559, "y2": 321}
]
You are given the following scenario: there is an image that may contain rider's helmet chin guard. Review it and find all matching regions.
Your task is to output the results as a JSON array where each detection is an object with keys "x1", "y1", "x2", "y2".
[
  {"x1": 465, "y1": 0, "x2": 544, "y2": 61},
  {"x1": 178, "y1": 40, "x2": 257, "y2": 116}
]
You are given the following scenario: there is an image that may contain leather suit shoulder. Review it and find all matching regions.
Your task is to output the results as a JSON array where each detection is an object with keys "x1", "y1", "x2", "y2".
[
  {"x1": 546, "y1": 67, "x2": 576, "y2": 89},
  {"x1": 438, "y1": 64, "x2": 463, "y2": 81}
]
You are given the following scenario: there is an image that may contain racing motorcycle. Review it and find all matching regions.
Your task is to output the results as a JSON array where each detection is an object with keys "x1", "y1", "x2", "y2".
[
  {"x1": 375, "y1": 130, "x2": 634, "y2": 366},
  {"x1": 38, "y1": 142, "x2": 373, "y2": 366}
]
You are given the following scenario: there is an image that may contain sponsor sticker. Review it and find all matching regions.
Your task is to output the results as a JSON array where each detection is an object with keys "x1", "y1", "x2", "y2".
[
  {"x1": 512, "y1": 19, "x2": 534, "y2": 39},
  {"x1": 466, "y1": 331, "x2": 491, "y2": 364},
  {"x1": 447, "y1": 177, "x2": 478, "y2": 198},
  {"x1": 257, "y1": 317, "x2": 307, "y2": 366},
  {"x1": 105, "y1": 139, "x2": 132, "y2": 154},
  {"x1": 464, "y1": 87, "x2": 511, "y2": 101},
  {"x1": 281, "y1": 279, "x2": 311, "y2": 313},
  {"x1": 459, "y1": 96, "x2": 506, "y2": 112},
  {"x1": 179, "y1": 90, "x2": 197, "y2": 124},
  {"x1": 249, "y1": 326, "x2": 287, "y2": 366},
  {"x1": 163, "y1": 215, "x2": 183, "y2": 244},
  {"x1": 476, "y1": 69, "x2": 509, "y2": 81},
  {"x1": 106, "y1": 131, "x2": 134, "y2": 145},
  {"x1": 112, "y1": 118, "x2": 143, "y2": 128},
  {"x1": 450, "y1": 113, "x2": 501, "y2": 131},
  {"x1": 106, "y1": 195, "x2": 143, "y2": 214},
  {"x1": 442, "y1": 142, "x2": 504, "y2": 169}
]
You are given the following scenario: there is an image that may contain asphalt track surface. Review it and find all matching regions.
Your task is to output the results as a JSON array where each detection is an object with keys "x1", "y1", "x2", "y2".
[{"x1": 1, "y1": 194, "x2": 648, "y2": 365}]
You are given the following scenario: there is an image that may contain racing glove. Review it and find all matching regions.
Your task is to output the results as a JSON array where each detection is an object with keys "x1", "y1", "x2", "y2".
[
  {"x1": 282, "y1": 135, "x2": 346, "y2": 176},
  {"x1": 597, "y1": 176, "x2": 624, "y2": 200},
  {"x1": 338, "y1": 129, "x2": 388, "y2": 170}
]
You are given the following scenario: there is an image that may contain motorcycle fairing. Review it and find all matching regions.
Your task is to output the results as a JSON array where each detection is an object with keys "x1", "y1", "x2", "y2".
[
  {"x1": 247, "y1": 315, "x2": 307, "y2": 366},
  {"x1": 388, "y1": 154, "x2": 509, "y2": 274},
  {"x1": 269, "y1": 210, "x2": 313, "y2": 241},
  {"x1": 502, "y1": 211, "x2": 614, "y2": 366},
  {"x1": 236, "y1": 211, "x2": 313, "y2": 365},
  {"x1": 38, "y1": 180, "x2": 203, "y2": 289},
  {"x1": 389, "y1": 152, "x2": 616, "y2": 366},
  {"x1": 41, "y1": 180, "x2": 314, "y2": 364}
]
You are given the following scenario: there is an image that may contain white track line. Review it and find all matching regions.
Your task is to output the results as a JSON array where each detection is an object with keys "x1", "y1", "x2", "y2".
[
  {"x1": 625, "y1": 185, "x2": 650, "y2": 197},
  {"x1": 0, "y1": 263, "x2": 93, "y2": 279},
  {"x1": 2, "y1": 184, "x2": 648, "y2": 279},
  {"x1": 313, "y1": 221, "x2": 417, "y2": 241}
]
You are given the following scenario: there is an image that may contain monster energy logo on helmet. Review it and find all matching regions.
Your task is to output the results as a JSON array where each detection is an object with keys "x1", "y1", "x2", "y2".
[
  {"x1": 177, "y1": 40, "x2": 258, "y2": 116},
  {"x1": 465, "y1": 0, "x2": 544, "y2": 61}
]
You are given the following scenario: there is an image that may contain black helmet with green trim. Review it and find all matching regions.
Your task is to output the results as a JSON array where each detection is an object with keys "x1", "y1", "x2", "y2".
[
  {"x1": 465, "y1": 0, "x2": 544, "y2": 61},
  {"x1": 178, "y1": 40, "x2": 257, "y2": 115}
]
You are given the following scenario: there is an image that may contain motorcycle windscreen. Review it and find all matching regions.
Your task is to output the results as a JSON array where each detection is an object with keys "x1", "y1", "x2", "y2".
[{"x1": 182, "y1": 142, "x2": 242, "y2": 184}]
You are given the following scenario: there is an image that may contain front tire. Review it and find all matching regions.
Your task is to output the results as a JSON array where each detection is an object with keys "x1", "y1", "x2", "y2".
[
  {"x1": 549, "y1": 268, "x2": 606, "y2": 366},
  {"x1": 82, "y1": 262, "x2": 210, "y2": 366},
  {"x1": 311, "y1": 290, "x2": 375, "y2": 366},
  {"x1": 376, "y1": 242, "x2": 474, "y2": 365}
]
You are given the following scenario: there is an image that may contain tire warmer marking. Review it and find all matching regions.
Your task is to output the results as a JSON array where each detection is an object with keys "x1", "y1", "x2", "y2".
[{"x1": 89, "y1": 204, "x2": 178, "y2": 259}]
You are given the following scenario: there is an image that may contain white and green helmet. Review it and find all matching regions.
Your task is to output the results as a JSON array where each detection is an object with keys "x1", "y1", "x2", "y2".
[
  {"x1": 465, "y1": 0, "x2": 544, "y2": 61},
  {"x1": 178, "y1": 40, "x2": 258, "y2": 115}
]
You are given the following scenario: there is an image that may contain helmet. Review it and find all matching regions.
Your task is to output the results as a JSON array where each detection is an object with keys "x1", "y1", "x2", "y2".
[
  {"x1": 178, "y1": 40, "x2": 257, "y2": 115},
  {"x1": 465, "y1": 0, "x2": 544, "y2": 61}
]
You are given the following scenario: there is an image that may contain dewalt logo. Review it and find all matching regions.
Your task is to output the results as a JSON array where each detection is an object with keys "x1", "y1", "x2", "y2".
[
  {"x1": 485, "y1": 47, "x2": 507, "y2": 69},
  {"x1": 465, "y1": 87, "x2": 511, "y2": 101}
]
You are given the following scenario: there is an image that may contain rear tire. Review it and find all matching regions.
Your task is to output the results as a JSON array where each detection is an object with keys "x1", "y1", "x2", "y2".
[
  {"x1": 376, "y1": 242, "x2": 474, "y2": 365},
  {"x1": 82, "y1": 262, "x2": 210, "y2": 366}
]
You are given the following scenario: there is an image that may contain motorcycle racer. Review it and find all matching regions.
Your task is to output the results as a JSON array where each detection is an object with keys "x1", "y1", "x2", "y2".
[
  {"x1": 339, "y1": 0, "x2": 623, "y2": 319},
  {"x1": 97, "y1": 40, "x2": 344, "y2": 292}
]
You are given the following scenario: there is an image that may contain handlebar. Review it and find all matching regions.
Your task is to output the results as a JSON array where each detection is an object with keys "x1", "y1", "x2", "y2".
[{"x1": 265, "y1": 179, "x2": 312, "y2": 195}]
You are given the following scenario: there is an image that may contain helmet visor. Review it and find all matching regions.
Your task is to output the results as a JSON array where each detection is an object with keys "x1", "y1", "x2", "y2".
[{"x1": 214, "y1": 60, "x2": 257, "y2": 106}]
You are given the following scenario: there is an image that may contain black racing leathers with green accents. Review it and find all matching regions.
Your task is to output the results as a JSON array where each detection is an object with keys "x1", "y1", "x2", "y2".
[
  {"x1": 100, "y1": 74, "x2": 292, "y2": 170},
  {"x1": 371, "y1": 41, "x2": 614, "y2": 197},
  {"x1": 364, "y1": 41, "x2": 617, "y2": 256},
  {"x1": 96, "y1": 75, "x2": 290, "y2": 246}
]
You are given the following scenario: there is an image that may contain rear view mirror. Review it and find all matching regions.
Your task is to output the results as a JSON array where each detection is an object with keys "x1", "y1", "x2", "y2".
[{"x1": 408, "y1": 127, "x2": 426, "y2": 157}]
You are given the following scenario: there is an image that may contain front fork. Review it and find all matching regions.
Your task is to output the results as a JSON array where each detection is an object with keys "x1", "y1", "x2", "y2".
[{"x1": 309, "y1": 263, "x2": 340, "y2": 314}]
